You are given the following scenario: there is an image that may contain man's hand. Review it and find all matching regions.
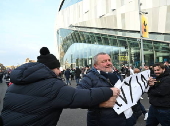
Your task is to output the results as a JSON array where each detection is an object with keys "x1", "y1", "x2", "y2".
[
  {"x1": 99, "y1": 97, "x2": 116, "y2": 108},
  {"x1": 148, "y1": 77, "x2": 156, "y2": 86},
  {"x1": 110, "y1": 87, "x2": 120, "y2": 97}
]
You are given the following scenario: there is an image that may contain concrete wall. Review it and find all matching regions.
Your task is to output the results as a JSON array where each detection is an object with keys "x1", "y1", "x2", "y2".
[{"x1": 55, "y1": 0, "x2": 170, "y2": 33}]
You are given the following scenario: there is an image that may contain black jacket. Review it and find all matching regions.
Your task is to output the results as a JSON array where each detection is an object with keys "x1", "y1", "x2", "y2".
[
  {"x1": 77, "y1": 68, "x2": 126, "y2": 126},
  {"x1": 148, "y1": 70, "x2": 170, "y2": 108},
  {"x1": 0, "y1": 72, "x2": 3, "y2": 79},
  {"x1": 1, "y1": 63, "x2": 113, "y2": 126},
  {"x1": 64, "y1": 69, "x2": 71, "y2": 79},
  {"x1": 75, "y1": 68, "x2": 81, "y2": 78}
]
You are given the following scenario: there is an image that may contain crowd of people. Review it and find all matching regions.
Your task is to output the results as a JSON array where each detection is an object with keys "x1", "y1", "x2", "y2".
[
  {"x1": 60, "y1": 65, "x2": 90, "y2": 85},
  {"x1": 1, "y1": 47, "x2": 170, "y2": 126},
  {"x1": 0, "y1": 70, "x2": 12, "y2": 87}
]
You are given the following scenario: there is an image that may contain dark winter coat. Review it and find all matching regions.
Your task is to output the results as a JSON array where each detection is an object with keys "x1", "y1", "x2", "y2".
[
  {"x1": 0, "y1": 72, "x2": 3, "y2": 79},
  {"x1": 64, "y1": 69, "x2": 71, "y2": 79},
  {"x1": 148, "y1": 69, "x2": 170, "y2": 108},
  {"x1": 1, "y1": 63, "x2": 113, "y2": 126},
  {"x1": 77, "y1": 67, "x2": 126, "y2": 126},
  {"x1": 75, "y1": 67, "x2": 81, "y2": 78}
]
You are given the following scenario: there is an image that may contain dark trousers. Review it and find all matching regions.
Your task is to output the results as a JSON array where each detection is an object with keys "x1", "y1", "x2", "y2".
[
  {"x1": 75, "y1": 76, "x2": 80, "y2": 84},
  {"x1": 75, "y1": 77, "x2": 80, "y2": 84},
  {"x1": 139, "y1": 100, "x2": 147, "y2": 115},
  {"x1": 65, "y1": 78, "x2": 71, "y2": 85},
  {"x1": 0, "y1": 115, "x2": 3, "y2": 126},
  {"x1": 71, "y1": 75, "x2": 74, "y2": 80},
  {"x1": 126, "y1": 114, "x2": 137, "y2": 126},
  {"x1": 146, "y1": 105, "x2": 170, "y2": 126},
  {"x1": 87, "y1": 109, "x2": 126, "y2": 126},
  {"x1": 0, "y1": 78, "x2": 2, "y2": 83}
]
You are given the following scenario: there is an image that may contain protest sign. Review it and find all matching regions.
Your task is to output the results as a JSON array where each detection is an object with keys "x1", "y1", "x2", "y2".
[{"x1": 113, "y1": 70, "x2": 150, "y2": 116}]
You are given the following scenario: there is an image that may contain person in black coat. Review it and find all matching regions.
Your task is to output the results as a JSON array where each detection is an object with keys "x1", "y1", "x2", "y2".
[
  {"x1": 64, "y1": 68, "x2": 71, "y2": 85},
  {"x1": 4, "y1": 71, "x2": 11, "y2": 86},
  {"x1": 1, "y1": 47, "x2": 119, "y2": 126},
  {"x1": 75, "y1": 67, "x2": 81, "y2": 84},
  {"x1": 77, "y1": 52, "x2": 126, "y2": 126},
  {"x1": 0, "y1": 70, "x2": 3, "y2": 83},
  {"x1": 147, "y1": 63, "x2": 170, "y2": 126}
]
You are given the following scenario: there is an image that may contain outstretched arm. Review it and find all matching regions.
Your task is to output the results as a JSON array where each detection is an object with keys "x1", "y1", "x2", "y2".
[{"x1": 51, "y1": 81, "x2": 115, "y2": 108}]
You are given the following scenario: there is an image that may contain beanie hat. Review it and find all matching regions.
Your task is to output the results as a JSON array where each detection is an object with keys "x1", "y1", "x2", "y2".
[{"x1": 37, "y1": 47, "x2": 60, "y2": 69}]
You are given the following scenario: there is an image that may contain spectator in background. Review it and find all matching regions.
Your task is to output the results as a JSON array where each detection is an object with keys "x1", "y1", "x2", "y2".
[
  {"x1": 81, "y1": 67, "x2": 85, "y2": 78},
  {"x1": 64, "y1": 68, "x2": 71, "y2": 85},
  {"x1": 0, "y1": 70, "x2": 3, "y2": 83},
  {"x1": 60, "y1": 69, "x2": 65, "y2": 81},
  {"x1": 164, "y1": 61, "x2": 170, "y2": 73},
  {"x1": 144, "y1": 65, "x2": 149, "y2": 70},
  {"x1": 4, "y1": 71, "x2": 11, "y2": 86},
  {"x1": 139, "y1": 66, "x2": 142, "y2": 71},
  {"x1": 126, "y1": 66, "x2": 130, "y2": 77},
  {"x1": 70, "y1": 68, "x2": 75, "y2": 80},
  {"x1": 149, "y1": 65, "x2": 154, "y2": 76},
  {"x1": 120, "y1": 65, "x2": 126, "y2": 79},
  {"x1": 75, "y1": 67, "x2": 81, "y2": 85},
  {"x1": 112, "y1": 66, "x2": 119, "y2": 73},
  {"x1": 84, "y1": 65, "x2": 90, "y2": 75},
  {"x1": 112, "y1": 66, "x2": 123, "y2": 82}
]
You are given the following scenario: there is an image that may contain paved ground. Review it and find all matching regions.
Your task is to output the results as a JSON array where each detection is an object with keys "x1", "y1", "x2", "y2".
[{"x1": 0, "y1": 78, "x2": 160, "y2": 126}]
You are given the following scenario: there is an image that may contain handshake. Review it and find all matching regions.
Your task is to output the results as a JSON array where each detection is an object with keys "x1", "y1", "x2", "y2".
[{"x1": 99, "y1": 87, "x2": 120, "y2": 108}]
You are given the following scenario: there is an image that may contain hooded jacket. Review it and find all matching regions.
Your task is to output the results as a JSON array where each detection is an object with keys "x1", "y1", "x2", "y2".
[{"x1": 1, "y1": 62, "x2": 113, "y2": 126}]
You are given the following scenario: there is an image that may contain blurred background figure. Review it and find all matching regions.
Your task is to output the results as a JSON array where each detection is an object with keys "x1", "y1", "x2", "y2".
[
  {"x1": 70, "y1": 68, "x2": 75, "y2": 80},
  {"x1": 75, "y1": 67, "x2": 81, "y2": 85},
  {"x1": 120, "y1": 65, "x2": 126, "y2": 79},
  {"x1": 0, "y1": 70, "x2": 3, "y2": 83},
  {"x1": 4, "y1": 71, "x2": 11, "y2": 87},
  {"x1": 64, "y1": 68, "x2": 71, "y2": 85},
  {"x1": 149, "y1": 65, "x2": 154, "y2": 76},
  {"x1": 144, "y1": 65, "x2": 149, "y2": 70},
  {"x1": 81, "y1": 67, "x2": 85, "y2": 78},
  {"x1": 84, "y1": 65, "x2": 90, "y2": 75},
  {"x1": 164, "y1": 61, "x2": 170, "y2": 73}
]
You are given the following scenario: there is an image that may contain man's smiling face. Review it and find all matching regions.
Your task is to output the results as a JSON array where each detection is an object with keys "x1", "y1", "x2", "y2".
[
  {"x1": 94, "y1": 54, "x2": 113, "y2": 72},
  {"x1": 153, "y1": 66, "x2": 165, "y2": 77}
]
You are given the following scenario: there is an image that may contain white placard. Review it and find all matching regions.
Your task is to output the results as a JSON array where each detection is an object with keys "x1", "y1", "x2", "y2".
[{"x1": 113, "y1": 70, "x2": 150, "y2": 116}]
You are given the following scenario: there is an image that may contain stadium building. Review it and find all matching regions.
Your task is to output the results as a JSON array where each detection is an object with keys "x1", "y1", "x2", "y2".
[{"x1": 55, "y1": 0, "x2": 170, "y2": 69}]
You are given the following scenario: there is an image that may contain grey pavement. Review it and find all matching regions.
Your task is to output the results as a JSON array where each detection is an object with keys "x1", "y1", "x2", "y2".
[{"x1": 0, "y1": 78, "x2": 160, "y2": 126}]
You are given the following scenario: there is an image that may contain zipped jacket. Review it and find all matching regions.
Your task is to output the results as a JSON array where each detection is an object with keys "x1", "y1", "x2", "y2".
[
  {"x1": 148, "y1": 70, "x2": 170, "y2": 108},
  {"x1": 77, "y1": 67, "x2": 126, "y2": 126}
]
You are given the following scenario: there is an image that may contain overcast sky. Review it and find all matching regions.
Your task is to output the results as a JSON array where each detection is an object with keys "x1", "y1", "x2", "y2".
[{"x1": 0, "y1": 0, "x2": 61, "y2": 66}]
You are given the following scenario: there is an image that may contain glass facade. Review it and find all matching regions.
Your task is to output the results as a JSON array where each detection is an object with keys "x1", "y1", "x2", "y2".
[{"x1": 57, "y1": 27, "x2": 170, "y2": 70}]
